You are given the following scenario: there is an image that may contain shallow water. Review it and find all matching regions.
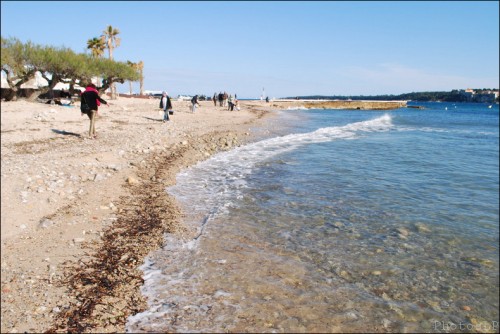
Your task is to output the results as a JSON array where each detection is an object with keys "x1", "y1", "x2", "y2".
[{"x1": 127, "y1": 102, "x2": 499, "y2": 333}]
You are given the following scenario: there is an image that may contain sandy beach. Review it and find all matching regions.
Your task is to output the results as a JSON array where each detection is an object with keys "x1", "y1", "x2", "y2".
[{"x1": 1, "y1": 97, "x2": 280, "y2": 333}]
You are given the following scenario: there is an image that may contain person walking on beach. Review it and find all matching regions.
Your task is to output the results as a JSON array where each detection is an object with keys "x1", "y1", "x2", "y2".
[
  {"x1": 218, "y1": 92, "x2": 223, "y2": 107},
  {"x1": 159, "y1": 91, "x2": 172, "y2": 122},
  {"x1": 80, "y1": 83, "x2": 108, "y2": 139},
  {"x1": 191, "y1": 95, "x2": 199, "y2": 113},
  {"x1": 213, "y1": 93, "x2": 217, "y2": 106},
  {"x1": 228, "y1": 94, "x2": 233, "y2": 111}
]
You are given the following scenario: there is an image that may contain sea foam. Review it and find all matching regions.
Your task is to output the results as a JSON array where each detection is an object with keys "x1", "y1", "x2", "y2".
[{"x1": 168, "y1": 113, "x2": 393, "y2": 218}]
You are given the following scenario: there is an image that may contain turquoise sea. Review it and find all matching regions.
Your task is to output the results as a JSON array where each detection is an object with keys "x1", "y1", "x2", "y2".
[{"x1": 127, "y1": 102, "x2": 499, "y2": 333}]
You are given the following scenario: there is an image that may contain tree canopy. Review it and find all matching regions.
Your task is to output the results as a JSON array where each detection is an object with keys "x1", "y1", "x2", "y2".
[
  {"x1": 1, "y1": 36, "x2": 140, "y2": 101},
  {"x1": 87, "y1": 37, "x2": 106, "y2": 59}
]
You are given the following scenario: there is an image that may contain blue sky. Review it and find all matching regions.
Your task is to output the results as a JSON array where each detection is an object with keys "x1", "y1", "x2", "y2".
[{"x1": 1, "y1": 1, "x2": 499, "y2": 98}]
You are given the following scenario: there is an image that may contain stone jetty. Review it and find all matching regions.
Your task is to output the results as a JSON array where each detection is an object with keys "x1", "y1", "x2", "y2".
[{"x1": 269, "y1": 99, "x2": 407, "y2": 110}]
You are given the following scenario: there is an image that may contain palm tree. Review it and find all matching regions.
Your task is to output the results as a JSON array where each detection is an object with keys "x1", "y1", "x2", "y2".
[
  {"x1": 86, "y1": 37, "x2": 105, "y2": 58},
  {"x1": 102, "y1": 25, "x2": 120, "y2": 60},
  {"x1": 137, "y1": 61, "x2": 144, "y2": 96},
  {"x1": 126, "y1": 60, "x2": 136, "y2": 95},
  {"x1": 86, "y1": 37, "x2": 106, "y2": 91},
  {"x1": 101, "y1": 25, "x2": 121, "y2": 99}
]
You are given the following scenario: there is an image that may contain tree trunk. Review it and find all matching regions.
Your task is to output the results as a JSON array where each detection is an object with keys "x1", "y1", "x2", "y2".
[
  {"x1": 4, "y1": 88, "x2": 17, "y2": 101},
  {"x1": 138, "y1": 61, "x2": 144, "y2": 96},
  {"x1": 107, "y1": 46, "x2": 117, "y2": 99},
  {"x1": 100, "y1": 77, "x2": 124, "y2": 98},
  {"x1": 27, "y1": 90, "x2": 40, "y2": 101},
  {"x1": 4, "y1": 71, "x2": 35, "y2": 101},
  {"x1": 69, "y1": 80, "x2": 77, "y2": 96},
  {"x1": 37, "y1": 73, "x2": 61, "y2": 101}
]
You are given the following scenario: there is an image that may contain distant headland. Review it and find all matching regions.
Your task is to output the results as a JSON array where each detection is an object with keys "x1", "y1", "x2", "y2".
[{"x1": 286, "y1": 88, "x2": 499, "y2": 104}]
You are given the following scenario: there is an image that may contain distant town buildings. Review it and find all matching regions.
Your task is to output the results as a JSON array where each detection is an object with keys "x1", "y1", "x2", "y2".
[{"x1": 460, "y1": 88, "x2": 499, "y2": 103}]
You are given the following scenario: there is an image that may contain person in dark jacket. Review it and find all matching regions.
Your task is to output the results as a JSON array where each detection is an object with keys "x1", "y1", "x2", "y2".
[
  {"x1": 218, "y1": 92, "x2": 223, "y2": 107},
  {"x1": 80, "y1": 83, "x2": 108, "y2": 138},
  {"x1": 159, "y1": 91, "x2": 172, "y2": 122},
  {"x1": 191, "y1": 95, "x2": 199, "y2": 113}
]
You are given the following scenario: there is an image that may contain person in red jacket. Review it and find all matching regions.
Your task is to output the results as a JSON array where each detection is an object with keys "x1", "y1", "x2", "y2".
[{"x1": 80, "y1": 83, "x2": 109, "y2": 138}]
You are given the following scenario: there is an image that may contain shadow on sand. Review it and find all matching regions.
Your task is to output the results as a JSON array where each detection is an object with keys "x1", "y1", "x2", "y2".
[
  {"x1": 143, "y1": 117, "x2": 164, "y2": 122},
  {"x1": 52, "y1": 129, "x2": 81, "y2": 137}
]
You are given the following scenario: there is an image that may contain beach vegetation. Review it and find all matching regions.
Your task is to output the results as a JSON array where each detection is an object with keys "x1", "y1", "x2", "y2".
[
  {"x1": 101, "y1": 25, "x2": 121, "y2": 61},
  {"x1": 30, "y1": 45, "x2": 86, "y2": 98},
  {"x1": 126, "y1": 61, "x2": 137, "y2": 94},
  {"x1": 1, "y1": 37, "x2": 39, "y2": 100},
  {"x1": 1, "y1": 36, "x2": 140, "y2": 101},
  {"x1": 137, "y1": 60, "x2": 144, "y2": 96},
  {"x1": 87, "y1": 37, "x2": 106, "y2": 59},
  {"x1": 101, "y1": 25, "x2": 121, "y2": 99},
  {"x1": 126, "y1": 60, "x2": 144, "y2": 95},
  {"x1": 95, "y1": 57, "x2": 140, "y2": 95}
]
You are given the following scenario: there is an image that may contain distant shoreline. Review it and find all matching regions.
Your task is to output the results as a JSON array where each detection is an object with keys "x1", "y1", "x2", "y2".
[{"x1": 285, "y1": 88, "x2": 499, "y2": 104}]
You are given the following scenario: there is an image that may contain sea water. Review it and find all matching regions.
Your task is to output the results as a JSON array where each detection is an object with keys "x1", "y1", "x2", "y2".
[{"x1": 127, "y1": 102, "x2": 499, "y2": 333}]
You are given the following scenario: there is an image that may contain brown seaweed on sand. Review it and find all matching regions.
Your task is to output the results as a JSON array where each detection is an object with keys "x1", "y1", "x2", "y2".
[{"x1": 46, "y1": 148, "x2": 187, "y2": 333}]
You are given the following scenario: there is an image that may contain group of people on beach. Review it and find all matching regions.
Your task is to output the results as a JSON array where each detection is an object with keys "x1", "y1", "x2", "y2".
[
  {"x1": 79, "y1": 86, "x2": 241, "y2": 139},
  {"x1": 213, "y1": 92, "x2": 240, "y2": 111}
]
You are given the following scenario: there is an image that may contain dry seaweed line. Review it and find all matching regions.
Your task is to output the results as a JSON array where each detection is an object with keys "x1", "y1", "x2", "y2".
[
  {"x1": 45, "y1": 131, "x2": 240, "y2": 333},
  {"x1": 45, "y1": 147, "x2": 188, "y2": 333}
]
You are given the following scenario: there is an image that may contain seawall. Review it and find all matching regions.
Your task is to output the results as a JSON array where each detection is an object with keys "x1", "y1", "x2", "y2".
[{"x1": 269, "y1": 99, "x2": 407, "y2": 110}]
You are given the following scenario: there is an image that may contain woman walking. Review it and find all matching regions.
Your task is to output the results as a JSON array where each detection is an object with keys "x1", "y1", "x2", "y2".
[{"x1": 80, "y1": 83, "x2": 109, "y2": 139}]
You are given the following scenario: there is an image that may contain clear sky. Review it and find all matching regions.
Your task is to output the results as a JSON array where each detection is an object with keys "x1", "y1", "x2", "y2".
[{"x1": 1, "y1": 1, "x2": 499, "y2": 98}]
